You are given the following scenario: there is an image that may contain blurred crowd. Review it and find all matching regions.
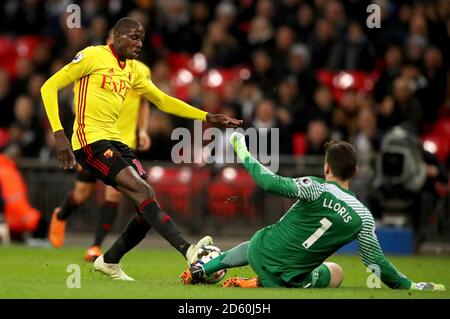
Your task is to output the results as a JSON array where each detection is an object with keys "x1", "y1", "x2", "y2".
[{"x1": 0, "y1": 0, "x2": 449, "y2": 171}]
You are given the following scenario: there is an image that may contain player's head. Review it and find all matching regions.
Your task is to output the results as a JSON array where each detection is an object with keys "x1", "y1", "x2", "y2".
[
  {"x1": 323, "y1": 140, "x2": 357, "y2": 182},
  {"x1": 112, "y1": 17, "x2": 144, "y2": 59}
]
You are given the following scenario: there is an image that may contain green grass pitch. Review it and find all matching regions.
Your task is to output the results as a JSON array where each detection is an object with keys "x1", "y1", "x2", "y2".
[{"x1": 0, "y1": 246, "x2": 449, "y2": 299}]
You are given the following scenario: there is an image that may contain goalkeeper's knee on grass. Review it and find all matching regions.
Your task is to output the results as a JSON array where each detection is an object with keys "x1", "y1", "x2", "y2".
[{"x1": 324, "y1": 262, "x2": 344, "y2": 288}]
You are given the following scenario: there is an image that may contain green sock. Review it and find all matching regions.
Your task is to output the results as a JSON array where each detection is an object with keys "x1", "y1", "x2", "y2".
[{"x1": 203, "y1": 241, "x2": 250, "y2": 275}]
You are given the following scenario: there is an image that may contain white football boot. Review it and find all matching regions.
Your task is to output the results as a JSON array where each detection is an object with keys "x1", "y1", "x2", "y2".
[
  {"x1": 185, "y1": 235, "x2": 214, "y2": 266},
  {"x1": 94, "y1": 255, "x2": 135, "y2": 281}
]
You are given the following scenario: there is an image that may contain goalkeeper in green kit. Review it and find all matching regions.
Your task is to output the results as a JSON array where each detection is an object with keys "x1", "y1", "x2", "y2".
[{"x1": 180, "y1": 132, "x2": 445, "y2": 291}]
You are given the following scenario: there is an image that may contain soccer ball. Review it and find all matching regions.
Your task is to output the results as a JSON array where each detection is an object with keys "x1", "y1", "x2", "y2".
[{"x1": 193, "y1": 245, "x2": 227, "y2": 284}]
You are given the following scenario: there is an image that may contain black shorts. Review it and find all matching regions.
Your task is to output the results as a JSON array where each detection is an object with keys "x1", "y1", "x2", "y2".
[
  {"x1": 76, "y1": 168, "x2": 97, "y2": 183},
  {"x1": 74, "y1": 140, "x2": 148, "y2": 187}
]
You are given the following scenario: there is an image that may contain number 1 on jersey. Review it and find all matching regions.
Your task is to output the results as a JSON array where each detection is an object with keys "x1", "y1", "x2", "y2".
[{"x1": 302, "y1": 218, "x2": 332, "y2": 249}]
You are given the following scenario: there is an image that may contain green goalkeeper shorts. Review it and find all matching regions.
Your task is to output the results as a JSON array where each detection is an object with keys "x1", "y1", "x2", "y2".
[{"x1": 248, "y1": 239, "x2": 331, "y2": 288}]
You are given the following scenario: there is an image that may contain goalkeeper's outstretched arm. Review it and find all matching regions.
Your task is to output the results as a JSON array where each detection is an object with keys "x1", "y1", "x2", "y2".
[
  {"x1": 357, "y1": 211, "x2": 445, "y2": 291},
  {"x1": 229, "y1": 132, "x2": 299, "y2": 198}
]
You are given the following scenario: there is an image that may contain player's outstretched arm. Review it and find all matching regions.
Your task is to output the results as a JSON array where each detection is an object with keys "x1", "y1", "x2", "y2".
[
  {"x1": 229, "y1": 132, "x2": 298, "y2": 198},
  {"x1": 135, "y1": 71, "x2": 242, "y2": 128},
  {"x1": 356, "y1": 212, "x2": 445, "y2": 290}
]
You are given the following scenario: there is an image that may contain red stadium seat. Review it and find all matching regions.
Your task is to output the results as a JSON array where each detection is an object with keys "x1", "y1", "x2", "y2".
[
  {"x1": 316, "y1": 69, "x2": 334, "y2": 87},
  {"x1": 0, "y1": 36, "x2": 15, "y2": 58},
  {"x1": 0, "y1": 128, "x2": 10, "y2": 148},
  {"x1": 234, "y1": 169, "x2": 257, "y2": 219},
  {"x1": 292, "y1": 132, "x2": 308, "y2": 156},
  {"x1": 207, "y1": 180, "x2": 239, "y2": 218},
  {"x1": 0, "y1": 36, "x2": 18, "y2": 78},
  {"x1": 147, "y1": 166, "x2": 178, "y2": 211},
  {"x1": 432, "y1": 118, "x2": 450, "y2": 137},
  {"x1": 147, "y1": 166, "x2": 211, "y2": 217},
  {"x1": 207, "y1": 167, "x2": 256, "y2": 219},
  {"x1": 168, "y1": 167, "x2": 206, "y2": 216},
  {"x1": 15, "y1": 36, "x2": 41, "y2": 59},
  {"x1": 167, "y1": 52, "x2": 191, "y2": 72},
  {"x1": 422, "y1": 135, "x2": 450, "y2": 164}
]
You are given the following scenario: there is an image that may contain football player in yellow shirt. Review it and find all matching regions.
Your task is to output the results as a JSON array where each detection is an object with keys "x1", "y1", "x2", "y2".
[
  {"x1": 41, "y1": 17, "x2": 242, "y2": 281},
  {"x1": 48, "y1": 59, "x2": 152, "y2": 262}
]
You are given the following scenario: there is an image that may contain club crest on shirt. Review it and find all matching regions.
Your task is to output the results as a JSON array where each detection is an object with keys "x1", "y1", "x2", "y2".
[
  {"x1": 72, "y1": 52, "x2": 83, "y2": 63},
  {"x1": 300, "y1": 177, "x2": 312, "y2": 187},
  {"x1": 103, "y1": 149, "x2": 114, "y2": 158}
]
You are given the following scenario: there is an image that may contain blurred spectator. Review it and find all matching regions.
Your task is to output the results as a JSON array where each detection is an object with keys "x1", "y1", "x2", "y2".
[
  {"x1": 10, "y1": 0, "x2": 46, "y2": 35},
  {"x1": 308, "y1": 85, "x2": 335, "y2": 127},
  {"x1": 3, "y1": 95, "x2": 44, "y2": 158},
  {"x1": 351, "y1": 105, "x2": 381, "y2": 171},
  {"x1": 185, "y1": 0, "x2": 211, "y2": 53},
  {"x1": 275, "y1": 0, "x2": 300, "y2": 27},
  {"x1": 222, "y1": 81, "x2": 243, "y2": 120},
  {"x1": 294, "y1": 3, "x2": 316, "y2": 43},
  {"x1": 377, "y1": 77, "x2": 424, "y2": 134},
  {"x1": 252, "y1": 99, "x2": 290, "y2": 154},
  {"x1": 349, "y1": 105, "x2": 381, "y2": 204},
  {"x1": 332, "y1": 90, "x2": 360, "y2": 140},
  {"x1": 160, "y1": 0, "x2": 191, "y2": 52},
  {"x1": 422, "y1": 47, "x2": 447, "y2": 123},
  {"x1": 140, "y1": 110, "x2": 175, "y2": 162},
  {"x1": 340, "y1": 21, "x2": 375, "y2": 72},
  {"x1": 246, "y1": 16, "x2": 274, "y2": 55},
  {"x1": 215, "y1": 1, "x2": 240, "y2": 38},
  {"x1": 249, "y1": 49, "x2": 276, "y2": 95},
  {"x1": 255, "y1": 0, "x2": 275, "y2": 24},
  {"x1": 237, "y1": 80, "x2": 263, "y2": 124},
  {"x1": 374, "y1": 45, "x2": 404, "y2": 102},
  {"x1": 150, "y1": 59, "x2": 172, "y2": 94},
  {"x1": 0, "y1": 153, "x2": 48, "y2": 245},
  {"x1": 0, "y1": 69, "x2": 16, "y2": 128},
  {"x1": 285, "y1": 43, "x2": 317, "y2": 104},
  {"x1": 187, "y1": 78, "x2": 204, "y2": 107},
  {"x1": 12, "y1": 57, "x2": 35, "y2": 95},
  {"x1": 33, "y1": 42, "x2": 53, "y2": 74},
  {"x1": 88, "y1": 15, "x2": 109, "y2": 46},
  {"x1": 201, "y1": 21, "x2": 240, "y2": 67},
  {"x1": 308, "y1": 18, "x2": 339, "y2": 69},
  {"x1": 272, "y1": 25, "x2": 295, "y2": 75},
  {"x1": 323, "y1": 0, "x2": 347, "y2": 36},
  {"x1": 275, "y1": 74, "x2": 307, "y2": 132},
  {"x1": 305, "y1": 119, "x2": 329, "y2": 156}
]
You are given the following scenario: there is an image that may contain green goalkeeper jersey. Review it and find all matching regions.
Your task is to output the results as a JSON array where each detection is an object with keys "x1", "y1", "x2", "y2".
[{"x1": 242, "y1": 156, "x2": 412, "y2": 289}]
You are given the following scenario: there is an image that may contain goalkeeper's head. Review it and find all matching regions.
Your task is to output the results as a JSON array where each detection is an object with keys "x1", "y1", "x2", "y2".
[{"x1": 324, "y1": 140, "x2": 358, "y2": 182}]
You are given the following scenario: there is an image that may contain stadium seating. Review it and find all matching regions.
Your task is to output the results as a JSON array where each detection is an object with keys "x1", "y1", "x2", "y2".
[
  {"x1": 422, "y1": 135, "x2": 450, "y2": 164},
  {"x1": 0, "y1": 36, "x2": 18, "y2": 78},
  {"x1": 147, "y1": 166, "x2": 211, "y2": 217},
  {"x1": 207, "y1": 167, "x2": 256, "y2": 219},
  {"x1": 292, "y1": 132, "x2": 308, "y2": 156},
  {"x1": 0, "y1": 128, "x2": 9, "y2": 149},
  {"x1": 15, "y1": 36, "x2": 41, "y2": 59},
  {"x1": 316, "y1": 69, "x2": 380, "y2": 104}
]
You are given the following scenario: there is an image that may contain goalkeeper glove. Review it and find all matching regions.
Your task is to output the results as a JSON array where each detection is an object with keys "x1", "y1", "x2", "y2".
[
  {"x1": 410, "y1": 282, "x2": 445, "y2": 291},
  {"x1": 229, "y1": 132, "x2": 251, "y2": 162}
]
